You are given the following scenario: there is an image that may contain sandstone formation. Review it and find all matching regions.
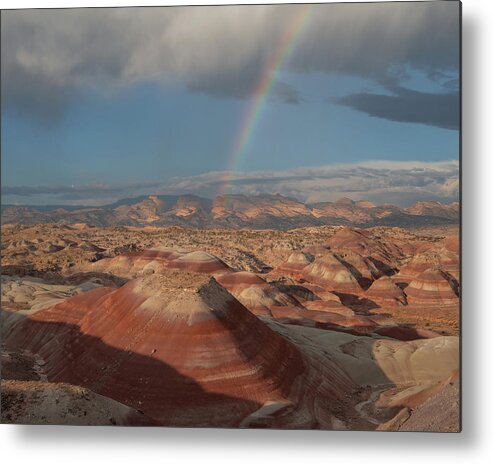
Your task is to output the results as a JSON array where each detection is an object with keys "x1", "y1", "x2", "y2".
[
  {"x1": 268, "y1": 323, "x2": 459, "y2": 428},
  {"x1": 326, "y1": 227, "x2": 403, "y2": 268},
  {"x1": 405, "y1": 269, "x2": 459, "y2": 305},
  {"x1": 311, "y1": 197, "x2": 374, "y2": 223},
  {"x1": 304, "y1": 293, "x2": 350, "y2": 314},
  {"x1": 271, "y1": 325, "x2": 459, "y2": 389},
  {"x1": 405, "y1": 201, "x2": 460, "y2": 220},
  {"x1": 4, "y1": 272, "x2": 356, "y2": 428},
  {"x1": 301, "y1": 253, "x2": 362, "y2": 293},
  {"x1": 396, "y1": 249, "x2": 459, "y2": 283},
  {"x1": 1, "y1": 275, "x2": 102, "y2": 314},
  {"x1": 366, "y1": 276, "x2": 407, "y2": 307},
  {"x1": 302, "y1": 245, "x2": 331, "y2": 257},
  {"x1": 437, "y1": 249, "x2": 460, "y2": 281},
  {"x1": 214, "y1": 271, "x2": 299, "y2": 316},
  {"x1": 1, "y1": 221, "x2": 460, "y2": 430},
  {"x1": 334, "y1": 251, "x2": 386, "y2": 288},
  {"x1": 1, "y1": 380, "x2": 156, "y2": 425},
  {"x1": 2, "y1": 195, "x2": 460, "y2": 229},
  {"x1": 90, "y1": 247, "x2": 229, "y2": 278},
  {"x1": 275, "y1": 251, "x2": 314, "y2": 276}
]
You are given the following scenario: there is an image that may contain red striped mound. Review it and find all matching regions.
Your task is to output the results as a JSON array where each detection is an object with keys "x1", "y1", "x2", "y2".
[
  {"x1": 215, "y1": 271, "x2": 299, "y2": 316},
  {"x1": 213, "y1": 270, "x2": 266, "y2": 290},
  {"x1": 89, "y1": 247, "x2": 185, "y2": 277},
  {"x1": 304, "y1": 296, "x2": 352, "y2": 315},
  {"x1": 303, "y1": 292, "x2": 358, "y2": 317},
  {"x1": 269, "y1": 306, "x2": 379, "y2": 335},
  {"x1": 4, "y1": 272, "x2": 356, "y2": 428},
  {"x1": 302, "y1": 245, "x2": 330, "y2": 257},
  {"x1": 274, "y1": 251, "x2": 314, "y2": 276},
  {"x1": 334, "y1": 251, "x2": 386, "y2": 288},
  {"x1": 405, "y1": 269, "x2": 459, "y2": 305},
  {"x1": 301, "y1": 253, "x2": 362, "y2": 293},
  {"x1": 366, "y1": 276, "x2": 407, "y2": 307},
  {"x1": 168, "y1": 250, "x2": 229, "y2": 273},
  {"x1": 437, "y1": 250, "x2": 460, "y2": 282},
  {"x1": 396, "y1": 250, "x2": 459, "y2": 284},
  {"x1": 396, "y1": 252, "x2": 433, "y2": 281},
  {"x1": 90, "y1": 247, "x2": 229, "y2": 278},
  {"x1": 325, "y1": 227, "x2": 403, "y2": 266}
]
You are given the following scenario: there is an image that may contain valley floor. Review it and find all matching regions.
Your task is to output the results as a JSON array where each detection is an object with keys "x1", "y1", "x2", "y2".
[{"x1": 1, "y1": 223, "x2": 460, "y2": 431}]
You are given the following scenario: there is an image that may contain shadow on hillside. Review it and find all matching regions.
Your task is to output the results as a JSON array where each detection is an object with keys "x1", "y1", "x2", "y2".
[
  {"x1": 2, "y1": 312, "x2": 262, "y2": 428},
  {"x1": 333, "y1": 292, "x2": 380, "y2": 311}
]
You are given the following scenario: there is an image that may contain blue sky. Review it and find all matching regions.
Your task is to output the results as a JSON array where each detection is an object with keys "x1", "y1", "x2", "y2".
[{"x1": 1, "y1": 3, "x2": 460, "y2": 206}]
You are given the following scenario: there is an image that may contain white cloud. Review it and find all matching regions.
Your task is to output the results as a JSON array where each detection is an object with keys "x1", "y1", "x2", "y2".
[
  {"x1": 2, "y1": 160, "x2": 459, "y2": 207},
  {"x1": 154, "y1": 160, "x2": 460, "y2": 206}
]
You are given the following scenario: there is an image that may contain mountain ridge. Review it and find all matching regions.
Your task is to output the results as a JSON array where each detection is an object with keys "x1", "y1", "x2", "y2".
[{"x1": 1, "y1": 194, "x2": 459, "y2": 230}]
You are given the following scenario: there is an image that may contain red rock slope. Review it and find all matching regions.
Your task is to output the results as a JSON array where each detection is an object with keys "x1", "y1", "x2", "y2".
[
  {"x1": 4, "y1": 272, "x2": 356, "y2": 428},
  {"x1": 89, "y1": 247, "x2": 229, "y2": 278},
  {"x1": 405, "y1": 269, "x2": 459, "y2": 305}
]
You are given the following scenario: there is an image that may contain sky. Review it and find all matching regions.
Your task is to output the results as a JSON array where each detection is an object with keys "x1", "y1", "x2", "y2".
[{"x1": 1, "y1": 2, "x2": 460, "y2": 207}]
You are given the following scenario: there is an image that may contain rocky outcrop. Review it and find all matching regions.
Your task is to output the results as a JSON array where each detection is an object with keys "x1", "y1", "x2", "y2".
[
  {"x1": 405, "y1": 201, "x2": 459, "y2": 220},
  {"x1": 2, "y1": 195, "x2": 460, "y2": 230},
  {"x1": 1, "y1": 380, "x2": 157, "y2": 425}
]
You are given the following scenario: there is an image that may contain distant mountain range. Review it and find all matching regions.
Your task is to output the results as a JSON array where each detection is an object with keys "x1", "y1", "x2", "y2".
[{"x1": 1, "y1": 194, "x2": 459, "y2": 230}]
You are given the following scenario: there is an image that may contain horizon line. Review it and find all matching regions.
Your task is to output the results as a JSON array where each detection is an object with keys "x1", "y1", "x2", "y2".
[{"x1": 1, "y1": 192, "x2": 460, "y2": 210}]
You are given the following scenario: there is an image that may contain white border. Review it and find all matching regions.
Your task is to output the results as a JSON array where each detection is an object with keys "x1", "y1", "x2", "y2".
[{"x1": 1, "y1": 0, "x2": 492, "y2": 462}]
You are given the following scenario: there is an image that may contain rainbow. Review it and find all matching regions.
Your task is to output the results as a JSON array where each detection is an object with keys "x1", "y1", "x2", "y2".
[{"x1": 219, "y1": 4, "x2": 314, "y2": 199}]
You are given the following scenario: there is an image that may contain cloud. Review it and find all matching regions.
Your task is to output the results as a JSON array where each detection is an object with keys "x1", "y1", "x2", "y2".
[
  {"x1": 1, "y1": 2, "x2": 459, "y2": 122},
  {"x1": 2, "y1": 161, "x2": 459, "y2": 208},
  {"x1": 1, "y1": 181, "x2": 161, "y2": 205},
  {"x1": 166, "y1": 160, "x2": 460, "y2": 206},
  {"x1": 273, "y1": 82, "x2": 300, "y2": 104},
  {"x1": 335, "y1": 85, "x2": 459, "y2": 130}
]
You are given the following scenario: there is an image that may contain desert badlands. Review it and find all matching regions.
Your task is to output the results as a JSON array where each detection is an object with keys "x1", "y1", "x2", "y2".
[{"x1": 0, "y1": 199, "x2": 460, "y2": 431}]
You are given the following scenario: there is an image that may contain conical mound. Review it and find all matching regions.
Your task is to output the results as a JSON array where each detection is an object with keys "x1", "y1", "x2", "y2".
[
  {"x1": 170, "y1": 251, "x2": 229, "y2": 273},
  {"x1": 366, "y1": 276, "x2": 407, "y2": 306},
  {"x1": 301, "y1": 253, "x2": 362, "y2": 293},
  {"x1": 396, "y1": 250, "x2": 459, "y2": 283},
  {"x1": 326, "y1": 227, "x2": 402, "y2": 266},
  {"x1": 90, "y1": 247, "x2": 229, "y2": 278},
  {"x1": 405, "y1": 269, "x2": 459, "y2": 305},
  {"x1": 275, "y1": 251, "x2": 314, "y2": 275},
  {"x1": 335, "y1": 251, "x2": 386, "y2": 288},
  {"x1": 5, "y1": 271, "x2": 354, "y2": 428},
  {"x1": 215, "y1": 271, "x2": 300, "y2": 316}
]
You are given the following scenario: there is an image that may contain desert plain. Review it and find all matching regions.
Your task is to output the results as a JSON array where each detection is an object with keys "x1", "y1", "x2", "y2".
[{"x1": 0, "y1": 196, "x2": 460, "y2": 431}]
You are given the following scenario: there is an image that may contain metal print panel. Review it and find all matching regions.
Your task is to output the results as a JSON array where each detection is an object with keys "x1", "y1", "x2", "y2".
[{"x1": 0, "y1": 1, "x2": 461, "y2": 431}]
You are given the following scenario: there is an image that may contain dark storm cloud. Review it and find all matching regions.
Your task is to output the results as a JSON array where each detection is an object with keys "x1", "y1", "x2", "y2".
[
  {"x1": 1, "y1": 2, "x2": 459, "y2": 123},
  {"x1": 336, "y1": 86, "x2": 460, "y2": 130}
]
